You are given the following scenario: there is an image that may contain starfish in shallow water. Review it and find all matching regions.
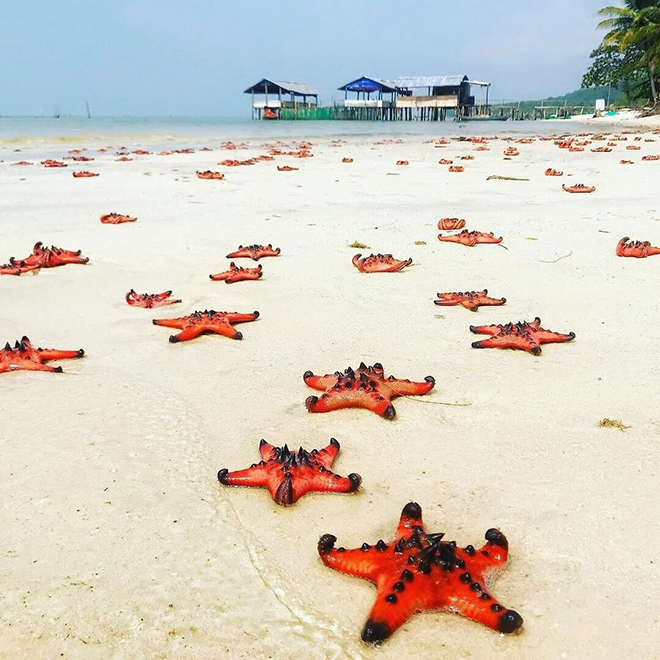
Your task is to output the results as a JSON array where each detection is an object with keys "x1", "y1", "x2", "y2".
[
  {"x1": 126, "y1": 289, "x2": 181, "y2": 308},
  {"x1": 616, "y1": 236, "x2": 660, "y2": 258},
  {"x1": 217, "y1": 438, "x2": 361, "y2": 506},
  {"x1": 209, "y1": 262, "x2": 263, "y2": 283},
  {"x1": 0, "y1": 336, "x2": 85, "y2": 374},
  {"x1": 152, "y1": 309, "x2": 259, "y2": 343},
  {"x1": 352, "y1": 253, "x2": 412, "y2": 273},
  {"x1": 470, "y1": 317, "x2": 575, "y2": 355},
  {"x1": 438, "y1": 231, "x2": 502, "y2": 247},
  {"x1": 303, "y1": 363, "x2": 435, "y2": 420},
  {"x1": 226, "y1": 244, "x2": 281, "y2": 261},
  {"x1": 318, "y1": 501, "x2": 523, "y2": 646},
  {"x1": 434, "y1": 289, "x2": 506, "y2": 312}
]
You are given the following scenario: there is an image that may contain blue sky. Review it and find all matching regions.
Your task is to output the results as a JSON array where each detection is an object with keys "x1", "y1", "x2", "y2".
[{"x1": 1, "y1": 0, "x2": 610, "y2": 117}]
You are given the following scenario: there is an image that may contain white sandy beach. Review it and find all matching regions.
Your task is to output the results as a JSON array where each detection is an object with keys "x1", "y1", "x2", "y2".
[{"x1": 1, "y1": 123, "x2": 659, "y2": 659}]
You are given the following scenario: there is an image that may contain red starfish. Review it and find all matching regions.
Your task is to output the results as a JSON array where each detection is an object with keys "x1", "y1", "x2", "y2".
[
  {"x1": 7, "y1": 242, "x2": 89, "y2": 272},
  {"x1": 562, "y1": 183, "x2": 595, "y2": 193},
  {"x1": 0, "y1": 259, "x2": 40, "y2": 276},
  {"x1": 545, "y1": 168, "x2": 563, "y2": 176},
  {"x1": 434, "y1": 289, "x2": 506, "y2": 311},
  {"x1": 11, "y1": 161, "x2": 33, "y2": 166},
  {"x1": 72, "y1": 171, "x2": 99, "y2": 178},
  {"x1": 318, "y1": 501, "x2": 523, "y2": 646},
  {"x1": 616, "y1": 236, "x2": 660, "y2": 258},
  {"x1": 303, "y1": 363, "x2": 435, "y2": 420},
  {"x1": 352, "y1": 253, "x2": 412, "y2": 273},
  {"x1": 196, "y1": 170, "x2": 224, "y2": 180},
  {"x1": 226, "y1": 244, "x2": 281, "y2": 261},
  {"x1": 437, "y1": 218, "x2": 466, "y2": 230},
  {"x1": 438, "y1": 231, "x2": 502, "y2": 247},
  {"x1": 277, "y1": 165, "x2": 299, "y2": 171},
  {"x1": 209, "y1": 262, "x2": 263, "y2": 283},
  {"x1": 470, "y1": 317, "x2": 575, "y2": 355},
  {"x1": 42, "y1": 160, "x2": 67, "y2": 168},
  {"x1": 126, "y1": 289, "x2": 181, "y2": 308},
  {"x1": 100, "y1": 213, "x2": 137, "y2": 224},
  {"x1": 217, "y1": 438, "x2": 361, "y2": 506},
  {"x1": 152, "y1": 309, "x2": 259, "y2": 343},
  {"x1": 0, "y1": 336, "x2": 85, "y2": 374}
]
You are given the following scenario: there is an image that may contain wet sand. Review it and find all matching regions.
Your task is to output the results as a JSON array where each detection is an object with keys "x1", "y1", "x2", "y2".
[{"x1": 1, "y1": 129, "x2": 659, "y2": 659}]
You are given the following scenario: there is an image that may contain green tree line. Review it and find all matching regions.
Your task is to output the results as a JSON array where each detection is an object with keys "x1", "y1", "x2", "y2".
[{"x1": 582, "y1": 0, "x2": 660, "y2": 109}]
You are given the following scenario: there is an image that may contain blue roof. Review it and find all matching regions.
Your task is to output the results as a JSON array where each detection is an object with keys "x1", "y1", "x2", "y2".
[{"x1": 338, "y1": 76, "x2": 398, "y2": 94}]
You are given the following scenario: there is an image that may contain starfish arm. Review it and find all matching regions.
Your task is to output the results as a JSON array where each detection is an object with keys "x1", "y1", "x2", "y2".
[
  {"x1": 312, "y1": 438, "x2": 341, "y2": 468},
  {"x1": 460, "y1": 300, "x2": 479, "y2": 311},
  {"x1": 258, "y1": 440, "x2": 279, "y2": 461},
  {"x1": 217, "y1": 465, "x2": 271, "y2": 489},
  {"x1": 388, "y1": 259, "x2": 412, "y2": 272},
  {"x1": 533, "y1": 329, "x2": 575, "y2": 344},
  {"x1": 152, "y1": 318, "x2": 185, "y2": 329},
  {"x1": 153, "y1": 290, "x2": 173, "y2": 300},
  {"x1": 437, "y1": 234, "x2": 459, "y2": 243},
  {"x1": 15, "y1": 361, "x2": 64, "y2": 373},
  {"x1": 471, "y1": 334, "x2": 541, "y2": 355},
  {"x1": 37, "y1": 348, "x2": 85, "y2": 361},
  {"x1": 159, "y1": 298, "x2": 182, "y2": 306},
  {"x1": 443, "y1": 588, "x2": 523, "y2": 634},
  {"x1": 169, "y1": 326, "x2": 205, "y2": 343},
  {"x1": 385, "y1": 376, "x2": 435, "y2": 397},
  {"x1": 303, "y1": 371, "x2": 340, "y2": 391},
  {"x1": 469, "y1": 323, "x2": 502, "y2": 336},
  {"x1": 292, "y1": 467, "x2": 361, "y2": 501},
  {"x1": 207, "y1": 322, "x2": 244, "y2": 340},
  {"x1": 395, "y1": 502, "x2": 427, "y2": 539},
  {"x1": 352, "y1": 254, "x2": 363, "y2": 270},
  {"x1": 434, "y1": 295, "x2": 458, "y2": 306},
  {"x1": 615, "y1": 237, "x2": 629, "y2": 256},
  {"x1": 318, "y1": 535, "x2": 384, "y2": 582},
  {"x1": 226, "y1": 312, "x2": 259, "y2": 324},
  {"x1": 209, "y1": 271, "x2": 230, "y2": 281},
  {"x1": 305, "y1": 390, "x2": 394, "y2": 418},
  {"x1": 474, "y1": 295, "x2": 506, "y2": 307},
  {"x1": 646, "y1": 246, "x2": 660, "y2": 256},
  {"x1": 361, "y1": 582, "x2": 430, "y2": 646}
]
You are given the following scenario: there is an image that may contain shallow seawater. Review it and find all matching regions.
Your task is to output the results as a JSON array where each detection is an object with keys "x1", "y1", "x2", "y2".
[{"x1": 0, "y1": 115, "x2": 595, "y2": 157}]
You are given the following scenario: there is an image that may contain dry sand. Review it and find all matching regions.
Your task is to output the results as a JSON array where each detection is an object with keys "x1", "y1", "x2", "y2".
[{"x1": 1, "y1": 126, "x2": 659, "y2": 659}]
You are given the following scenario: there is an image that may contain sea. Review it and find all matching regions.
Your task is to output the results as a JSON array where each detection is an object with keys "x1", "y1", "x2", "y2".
[{"x1": 0, "y1": 116, "x2": 595, "y2": 159}]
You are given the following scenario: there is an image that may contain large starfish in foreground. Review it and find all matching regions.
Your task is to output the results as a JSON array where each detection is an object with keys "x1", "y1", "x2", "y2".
[
  {"x1": 352, "y1": 253, "x2": 412, "y2": 273},
  {"x1": 217, "y1": 438, "x2": 361, "y2": 506},
  {"x1": 303, "y1": 363, "x2": 435, "y2": 419},
  {"x1": 0, "y1": 336, "x2": 85, "y2": 374},
  {"x1": 152, "y1": 309, "x2": 259, "y2": 342},
  {"x1": 318, "y1": 502, "x2": 523, "y2": 646},
  {"x1": 209, "y1": 262, "x2": 263, "y2": 283},
  {"x1": 438, "y1": 231, "x2": 502, "y2": 247},
  {"x1": 470, "y1": 317, "x2": 575, "y2": 355},
  {"x1": 616, "y1": 236, "x2": 660, "y2": 258},
  {"x1": 434, "y1": 289, "x2": 506, "y2": 311}
]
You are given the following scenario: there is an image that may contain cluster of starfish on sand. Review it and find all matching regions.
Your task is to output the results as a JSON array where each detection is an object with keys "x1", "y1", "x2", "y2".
[{"x1": 2, "y1": 126, "x2": 659, "y2": 656}]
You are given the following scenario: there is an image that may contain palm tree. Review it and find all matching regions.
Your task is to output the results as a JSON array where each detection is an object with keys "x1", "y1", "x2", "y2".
[{"x1": 597, "y1": 1, "x2": 660, "y2": 105}]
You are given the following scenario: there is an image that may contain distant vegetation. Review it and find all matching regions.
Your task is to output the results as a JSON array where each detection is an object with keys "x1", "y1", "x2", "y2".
[
  {"x1": 582, "y1": 0, "x2": 659, "y2": 110},
  {"x1": 492, "y1": 86, "x2": 624, "y2": 114}
]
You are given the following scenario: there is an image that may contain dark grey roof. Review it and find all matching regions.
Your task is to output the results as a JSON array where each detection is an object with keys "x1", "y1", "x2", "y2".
[{"x1": 244, "y1": 79, "x2": 319, "y2": 96}]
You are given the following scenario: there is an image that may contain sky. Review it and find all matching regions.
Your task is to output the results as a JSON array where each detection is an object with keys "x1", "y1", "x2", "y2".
[{"x1": 0, "y1": 0, "x2": 612, "y2": 117}]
